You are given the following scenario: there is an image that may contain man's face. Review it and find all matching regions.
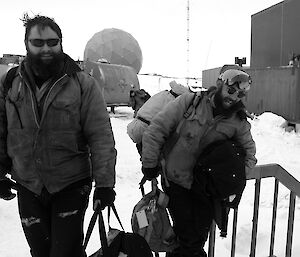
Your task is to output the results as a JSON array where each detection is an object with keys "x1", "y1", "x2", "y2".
[
  {"x1": 26, "y1": 25, "x2": 62, "y2": 64},
  {"x1": 25, "y1": 25, "x2": 64, "y2": 79},
  {"x1": 219, "y1": 83, "x2": 245, "y2": 109}
]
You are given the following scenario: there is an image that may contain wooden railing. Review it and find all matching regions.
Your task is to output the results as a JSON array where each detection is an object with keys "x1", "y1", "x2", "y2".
[{"x1": 208, "y1": 164, "x2": 300, "y2": 257}]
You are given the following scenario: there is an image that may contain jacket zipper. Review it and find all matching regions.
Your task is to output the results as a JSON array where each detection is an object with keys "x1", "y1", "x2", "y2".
[
  {"x1": 40, "y1": 74, "x2": 67, "y2": 125},
  {"x1": 24, "y1": 74, "x2": 67, "y2": 129}
]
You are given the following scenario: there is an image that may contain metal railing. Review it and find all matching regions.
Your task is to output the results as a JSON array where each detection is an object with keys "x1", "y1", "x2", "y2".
[{"x1": 208, "y1": 164, "x2": 300, "y2": 257}]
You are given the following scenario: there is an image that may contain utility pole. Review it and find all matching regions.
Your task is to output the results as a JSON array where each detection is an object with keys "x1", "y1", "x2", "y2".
[{"x1": 186, "y1": 0, "x2": 190, "y2": 86}]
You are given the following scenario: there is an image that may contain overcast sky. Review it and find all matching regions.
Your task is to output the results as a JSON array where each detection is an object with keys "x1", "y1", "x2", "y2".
[{"x1": 1, "y1": 0, "x2": 282, "y2": 77}]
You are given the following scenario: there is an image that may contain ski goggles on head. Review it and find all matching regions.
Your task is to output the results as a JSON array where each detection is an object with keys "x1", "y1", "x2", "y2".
[{"x1": 29, "y1": 38, "x2": 61, "y2": 47}]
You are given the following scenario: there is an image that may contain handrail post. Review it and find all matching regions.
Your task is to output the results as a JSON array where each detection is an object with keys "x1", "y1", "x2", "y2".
[
  {"x1": 231, "y1": 208, "x2": 238, "y2": 257},
  {"x1": 285, "y1": 191, "x2": 296, "y2": 257},
  {"x1": 250, "y1": 178, "x2": 261, "y2": 257},
  {"x1": 269, "y1": 179, "x2": 279, "y2": 257},
  {"x1": 208, "y1": 221, "x2": 216, "y2": 257}
]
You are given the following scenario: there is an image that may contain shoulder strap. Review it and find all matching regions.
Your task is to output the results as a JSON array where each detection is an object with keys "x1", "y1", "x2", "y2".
[
  {"x1": 183, "y1": 91, "x2": 203, "y2": 118},
  {"x1": 162, "y1": 91, "x2": 204, "y2": 158},
  {"x1": 74, "y1": 72, "x2": 83, "y2": 95},
  {"x1": 2, "y1": 66, "x2": 18, "y2": 98},
  {"x1": 176, "y1": 91, "x2": 204, "y2": 133}
]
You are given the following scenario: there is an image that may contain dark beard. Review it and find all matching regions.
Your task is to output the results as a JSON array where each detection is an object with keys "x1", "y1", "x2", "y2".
[
  {"x1": 213, "y1": 87, "x2": 243, "y2": 117},
  {"x1": 27, "y1": 51, "x2": 65, "y2": 81}
]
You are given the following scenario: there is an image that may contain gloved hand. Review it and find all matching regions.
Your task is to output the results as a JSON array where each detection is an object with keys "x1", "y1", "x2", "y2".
[
  {"x1": 142, "y1": 166, "x2": 160, "y2": 181},
  {"x1": 0, "y1": 178, "x2": 16, "y2": 201},
  {"x1": 93, "y1": 187, "x2": 116, "y2": 210}
]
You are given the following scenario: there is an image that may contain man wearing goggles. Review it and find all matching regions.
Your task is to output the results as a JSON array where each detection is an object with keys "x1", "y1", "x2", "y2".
[
  {"x1": 214, "y1": 69, "x2": 252, "y2": 114},
  {"x1": 141, "y1": 67, "x2": 256, "y2": 257}
]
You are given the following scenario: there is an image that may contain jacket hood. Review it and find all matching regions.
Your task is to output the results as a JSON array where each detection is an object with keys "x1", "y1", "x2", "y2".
[{"x1": 62, "y1": 54, "x2": 82, "y2": 76}]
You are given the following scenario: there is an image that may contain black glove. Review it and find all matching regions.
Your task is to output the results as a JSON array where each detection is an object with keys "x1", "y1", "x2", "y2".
[
  {"x1": 142, "y1": 166, "x2": 159, "y2": 181},
  {"x1": 93, "y1": 187, "x2": 116, "y2": 210},
  {"x1": 0, "y1": 178, "x2": 16, "y2": 201}
]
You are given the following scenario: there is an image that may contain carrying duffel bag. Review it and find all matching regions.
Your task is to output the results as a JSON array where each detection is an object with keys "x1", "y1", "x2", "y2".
[
  {"x1": 131, "y1": 179, "x2": 178, "y2": 255},
  {"x1": 83, "y1": 204, "x2": 153, "y2": 257}
]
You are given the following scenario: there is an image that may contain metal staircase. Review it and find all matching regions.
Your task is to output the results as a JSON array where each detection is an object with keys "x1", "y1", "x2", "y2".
[{"x1": 208, "y1": 164, "x2": 300, "y2": 257}]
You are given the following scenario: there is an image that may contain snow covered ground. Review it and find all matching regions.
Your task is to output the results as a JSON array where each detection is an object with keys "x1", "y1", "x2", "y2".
[{"x1": 0, "y1": 89, "x2": 300, "y2": 256}]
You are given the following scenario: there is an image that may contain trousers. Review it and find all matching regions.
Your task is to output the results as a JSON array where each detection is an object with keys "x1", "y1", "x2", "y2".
[
  {"x1": 17, "y1": 178, "x2": 91, "y2": 257},
  {"x1": 163, "y1": 181, "x2": 213, "y2": 257}
]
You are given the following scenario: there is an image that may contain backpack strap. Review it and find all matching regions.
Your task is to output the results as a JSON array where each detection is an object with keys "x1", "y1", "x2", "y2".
[
  {"x1": 74, "y1": 72, "x2": 83, "y2": 95},
  {"x1": 2, "y1": 66, "x2": 18, "y2": 98},
  {"x1": 163, "y1": 91, "x2": 204, "y2": 156},
  {"x1": 183, "y1": 91, "x2": 203, "y2": 119}
]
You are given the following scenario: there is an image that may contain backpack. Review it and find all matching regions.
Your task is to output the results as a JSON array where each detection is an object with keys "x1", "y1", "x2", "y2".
[
  {"x1": 129, "y1": 89, "x2": 151, "y2": 117},
  {"x1": 131, "y1": 179, "x2": 178, "y2": 255},
  {"x1": 192, "y1": 139, "x2": 247, "y2": 237},
  {"x1": 1, "y1": 66, "x2": 18, "y2": 98}
]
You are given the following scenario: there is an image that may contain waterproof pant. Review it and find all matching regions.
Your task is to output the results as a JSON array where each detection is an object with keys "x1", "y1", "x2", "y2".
[
  {"x1": 163, "y1": 181, "x2": 213, "y2": 257},
  {"x1": 17, "y1": 179, "x2": 91, "y2": 257}
]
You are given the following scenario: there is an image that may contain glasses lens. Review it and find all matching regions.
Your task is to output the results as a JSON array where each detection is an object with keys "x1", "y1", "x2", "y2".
[
  {"x1": 29, "y1": 38, "x2": 60, "y2": 47},
  {"x1": 47, "y1": 39, "x2": 60, "y2": 47},
  {"x1": 227, "y1": 86, "x2": 237, "y2": 94},
  {"x1": 227, "y1": 84, "x2": 246, "y2": 98},
  {"x1": 29, "y1": 39, "x2": 45, "y2": 47}
]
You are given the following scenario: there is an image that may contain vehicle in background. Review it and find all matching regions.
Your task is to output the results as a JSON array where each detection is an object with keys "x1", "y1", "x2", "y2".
[{"x1": 83, "y1": 60, "x2": 140, "y2": 113}]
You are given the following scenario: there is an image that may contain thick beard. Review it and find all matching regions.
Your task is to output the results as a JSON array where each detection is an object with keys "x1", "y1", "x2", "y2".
[
  {"x1": 27, "y1": 50, "x2": 65, "y2": 80},
  {"x1": 213, "y1": 86, "x2": 243, "y2": 117}
]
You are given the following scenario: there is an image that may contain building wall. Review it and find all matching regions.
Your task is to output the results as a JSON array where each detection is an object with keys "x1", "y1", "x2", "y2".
[
  {"x1": 251, "y1": 0, "x2": 300, "y2": 68},
  {"x1": 201, "y1": 67, "x2": 222, "y2": 89},
  {"x1": 246, "y1": 66, "x2": 300, "y2": 122}
]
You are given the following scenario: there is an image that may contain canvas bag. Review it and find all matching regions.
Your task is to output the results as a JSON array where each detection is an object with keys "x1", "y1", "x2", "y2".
[
  {"x1": 131, "y1": 179, "x2": 178, "y2": 254},
  {"x1": 83, "y1": 204, "x2": 152, "y2": 257}
]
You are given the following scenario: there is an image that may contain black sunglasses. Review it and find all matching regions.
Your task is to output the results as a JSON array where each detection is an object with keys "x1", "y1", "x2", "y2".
[
  {"x1": 226, "y1": 84, "x2": 246, "y2": 98},
  {"x1": 29, "y1": 38, "x2": 60, "y2": 47}
]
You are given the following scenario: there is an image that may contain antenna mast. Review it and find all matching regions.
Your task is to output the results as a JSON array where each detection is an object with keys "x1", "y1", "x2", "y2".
[{"x1": 186, "y1": 0, "x2": 190, "y2": 86}]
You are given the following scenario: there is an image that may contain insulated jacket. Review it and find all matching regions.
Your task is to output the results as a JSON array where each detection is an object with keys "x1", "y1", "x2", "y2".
[
  {"x1": 142, "y1": 91, "x2": 257, "y2": 189},
  {"x1": 0, "y1": 54, "x2": 117, "y2": 195}
]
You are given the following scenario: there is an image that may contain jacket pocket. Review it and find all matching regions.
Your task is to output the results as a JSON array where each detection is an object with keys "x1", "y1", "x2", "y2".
[{"x1": 50, "y1": 98, "x2": 80, "y2": 128}]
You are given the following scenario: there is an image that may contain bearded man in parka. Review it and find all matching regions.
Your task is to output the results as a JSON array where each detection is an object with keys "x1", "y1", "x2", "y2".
[
  {"x1": 141, "y1": 69, "x2": 257, "y2": 257},
  {"x1": 0, "y1": 14, "x2": 116, "y2": 257}
]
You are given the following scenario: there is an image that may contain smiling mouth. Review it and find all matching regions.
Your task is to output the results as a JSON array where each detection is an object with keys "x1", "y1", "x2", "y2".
[
  {"x1": 41, "y1": 55, "x2": 53, "y2": 59},
  {"x1": 223, "y1": 98, "x2": 236, "y2": 106}
]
